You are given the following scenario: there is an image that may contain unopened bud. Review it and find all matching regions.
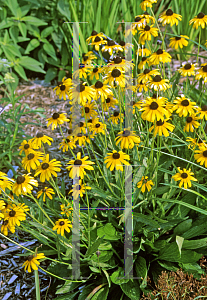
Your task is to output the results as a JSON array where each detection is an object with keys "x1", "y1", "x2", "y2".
[{"x1": 96, "y1": 250, "x2": 101, "y2": 257}]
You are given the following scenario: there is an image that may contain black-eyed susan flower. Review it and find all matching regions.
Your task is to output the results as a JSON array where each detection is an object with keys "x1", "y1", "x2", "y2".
[
  {"x1": 138, "y1": 57, "x2": 149, "y2": 69},
  {"x1": 194, "y1": 146, "x2": 207, "y2": 167},
  {"x1": 158, "y1": 9, "x2": 182, "y2": 26},
  {"x1": 104, "y1": 150, "x2": 130, "y2": 172},
  {"x1": 19, "y1": 140, "x2": 35, "y2": 156},
  {"x1": 184, "y1": 114, "x2": 200, "y2": 132},
  {"x1": 69, "y1": 82, "x2": 95, "y2": 106},
  {"x1": 148, "y1": 49, "x2": 172, "y2": 65},
  {"x1": 115, "y1": 128, "x2": 141, "y2": 149},
  {"x1": 53, "y1": 219, "x2": 72, "y2": 236},
  {"x1": 92, "y1": 81, "x2": 113, "y2": 102},
  {"x1": 60, "y1": 204, "x2": 72, "y2": 218},
  {"x1": 136, "y1": 47, "x2": 151, "y2": 57},
  {"x1": 12, "y1": 174, "x2": 38, "y2": 196},
  {"x1": 88, "y1": 66, "x2": 102, "y2": 81},
  {"x1": 199, "y1": 104, "x2": 207, "y2": 120},
  {"x1": 21, "y1": 151, "x2": 44, "y2": 173},
  {"x1": 178, "y1": 62, "x2": 196, "y2": 77},
  {"x1": 149, "y1": 75, "x2": 171, "y2": 91},
  {"x1": 0, "y1": 219, "x2": 15, "y2": 236},
  {"x1": 119, "y1": 40, "x2": 133, "y2": 52},
  {"x1": 81, "y1": 51, "x2": 97, "y2": 64},
  {"x1": 140, "y1": 96, "x2": 170, "y2": 122},
  {"x1": 186, "y1": 137, "x2": 206, "y2": 150},
  {"x1": 133, "y1": 16, "x2": 146, "y2": 31},
  {"x1": 137, "y1": 68, "x2": 160, "y2": 83},
  {"x1": 102, "y1": 95, "x2": 118, "y2": 111},
  {"x1": 89, "y1": 36, "x2": 107, "y2": 51},
  {"x1": 66, "y1": 152, "x2": 95, "y2": 179},
  {"x1": 0, "y1": 172, "x2": 13, "y2": 195},
  {"x1": 141, "y1": 11, "x2": 156, "y2": 24},
  {"x1": 0, "y1": 200, "x2": 5, "y2": 219},
  {"x1": 189, "y1": 12, "x2": 207, "y2": 29},
  {"x1": 138, "y1": 24, "x2": 159, "y2": 44},
  {"x1": 137, "y1": 176, "x2": 154, "y2": 193},
  {"x1": 53, "y1": 77, "x2": 72, "y2": 100},
  {"x1": 74, "y1": 133, "x2": 91, "y2": 147},
  {"x1": 4, "y1": 205, "x2": 26, "y2": 226},
  {"x1": 81, "y1": 102, "x2": 98, "y2": 119},
  {"x1": 34, "y1": 154, "x2": 62, "y2": 183},
  {"x1": 136, "y1": 80, "x2": 148, "y2": 92},
  {"x1": 103, "y1": 68, "x2": 129, "y2": 88},
  {"x1": 91, "y1": 120, "x2": 107, "y2": 135},
  {"x1": 37, "y1": 186, "x2": 55, "y2": 202},
  {"x1": 86, "y1": 117, "x2": 100, "y2": 131},
  {"x1": 86, "y1": 31, "x2": 106, "y2": 43},
  {"x1": 172, "y1": 168, "x2": 197, "y2": 189},
  {"x1": 195, "y1": 64, "x2": 207, "y2": 82},
  {"x1": 101, "y1": 40, "x2": 123, "y2": 56},
  {"x1": 73, "y1": 64, "x2": 93, "y2": 80},
  {"x1": 140, "y1": 0, "x2": 157, "y2": 11},
  {"x1": 173, "y1": 95, "x2": 197, "y2": 117},
  {"x1": 69, "y1": 179, "x2": 91, "y2": 198},
  {"x1": 104, "y1": 56, "x2": 134, "y2": 73},
  {"x1": 72, "y1": 121, "x2": 87, "y2": 135},
  {"x1": 22, "y1": 253, "x2": 45, "y2": 273},
  {"x1": 149, "y1": 118, "x2": 175, "y2": 137},
  {"x1": 30, "y1": 132, "x2": 53, "y2": 150},
  {"x1": 46, "y1": 113, "x2": 69, "y2": 131},
  {"x1": 169, "y1": 35, "x2": 189, "y2": 49},
  {"x1": 109, "y1": 111, "x2": 124, "y2": 125},
  {"x1": 58, "y1": 136, "x2": 76, "y2": 153}
]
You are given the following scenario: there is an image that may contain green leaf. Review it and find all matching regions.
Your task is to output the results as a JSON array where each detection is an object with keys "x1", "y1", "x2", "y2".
[
  {"x1": 89, "y1": 266, "x2": 101, "y2": 273},
  {"x1": 135, "y1": 256, "x2": 147, "y2": 288},
  {"x1": 9, "y1": 26, "x2": 19, "y2": 43},
  {"x1": 45, "y1": 67, "x2": 57, "y2": 82},
  {"x1": 43, "y1": 43, "x2": 57, "y2": 60},
  {"x1": 18, "y1": 22, "x2": 27, "y2": 37},
  {"x1": 133, "y1": 212, "x2": 160, "y2": 228},
  {"x1": 97, "y1": 223, "x2": 119, "y2": 240},
  {"x1": 41, "y1": 26, "x2": 54, "y2": 38},
  {"x1": 0, "y1": 19, "x2": 14, "y2": 30},
  {"x1": 182, "y1": 237, "x2": 207, "y2": 250},
  {"x1": 182, "y1": 222, "x2": 207, "y2": 239},
  {"x1": 110, "y1": 267, "x2": 129, "y2": 285},
  {"x1": 21, "y1": 16, "x2": 47, "y2": 26},
  {"x1": 18, "y1": 56, "x2": 46, "y2": 73},
  {"x1": 14, "y1": 64, "x2": 28, "y2": 81},
  {"x1": 5, "y1": 0, "x2": 19, "y2": 17},
  {"x1": 176, "y1": 236, "x2": 184, "y2": 256},
  {"x1": 120, "y1": 279, "x2": 141, "y2": 300},
  {"x1": 91, "y1": 286, "x2": 109, "y2": 300},
  {"x1": 56, "y1": 281, "x2": 83, "y2": 295},
  {"x1": 174, "y1": 219, "x2": 192, "y2": 236},
  {"x1": 25, "y1": 39, "x2": 40, "y2": 54},
  {"x1": 85, "y1": 236, "x2": 105, "y2": 257}
]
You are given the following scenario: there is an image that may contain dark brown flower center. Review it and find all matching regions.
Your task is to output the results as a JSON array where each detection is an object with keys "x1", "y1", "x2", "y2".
[
  {"x1": 95, "y1": 123, "x2": 101, "y2": 128},
  {"x1": 24, "y1": 144, "x2": 30, "y2": 149},
  {"x1": 181, "y1": 172, "x2": 188, "y2": 179},
  {"x1": 119, "y1": 41, "x2": 125, "y2": 46},
  {"x1": 166, "y1": 9, "x2": 173, "y2": 16},
  {"x1": 9, "y1": 210, "x2": 16, "y2": 217},
  {"x1": 3, "y1": 220, "x2": 9, "y2": 226},
  {"x1": 184, "y1": 63, "x2": 191, "y2": 70},
  {"x1": 94, "y1": 36, "x2": 101, "y2": 42},
  {"x1": 142, "y1": 57, "x2": 147, "y2": 61},
  {"x1": 114, "y1": 57, "x2": 122, "y2": 64},
  {"x1": 181, "y1": 100, "x2": 189, "y2": 106},
  {"x1": 59, "y1": 221, "x2": 65, "y2": 226},
  {"x1": 197, "y1": 138, "x2": 203, "y2": 143},
  {"x1": 135, "y1": 17, "x2": 141, "y2": 22},
  {"x1": 203, "y1": 150, "x2": 207, "y2": 157},
  {"x1": 74, "y1": 159, "x2": 82, "y2": 165},
  {"x1": 175, "y1": 36, "x2": 181, "y2": 40},
  {"x1": 150, "y1": 102, "x2": 159, "y2": 110},
  {"x1": 108, "y1": 40, "x2": 115, "y2": 46},
  {"x1": 84, "y1": 107, "x2": 90, "y2": 113},
  {"x1": 144, "y1": 69, "x2": 150, "y2": 74},
  {"x1": 106, "y1": 98, "x2": 111, "y2": 103},
  {"x1": 197, "y1": 12, "x2": 205, "y2": 19},
  {"x1": 144, "y1": 25, "x2": 150, "y2": 31},
  {"x1": 76, "y1": 84, "x2": 85, "y2": 92},
  {"x1": 130, "y1": 101, "x2": 135, "y2": 106},
  {"x1": 27, "y1": 255, "x2": 34, "y2": 261},
  {"x1": 156, "y1": 49, "x2": 163, "y2": 55},
  {"x1": 122, "y1": 130, "x2": 130, "y2": 136},
  {"x1": 88, "y1": 119, "x2": 92, "y2": 123},
  {"x1": 112, "y1": 152, "x2": 120, "y2": 159},
  {"x1": 83, "y1": 55, "x2": 88, "y2": 61},
  {"x1": 77, "y1": 133, "x2": 83, "y2": 137},
  {"x1": 52, "y1": 113, "x2": 59, "y2": 119},
  {"x1": 153, "y1": 75, "x2": 162, "y2": 82},
  {"x1": 66, "y1": 138, "x2": 70, "y2": 143},
  {"x1": 78, "y1": 122, "x2": 84, "y2": 127},
  {"x1": 186, "y1": 116, "x2": 193, "y2": 123},
  {"x1": 202, "y1": 65, "x2": 207, "y2": 72},
  {"x1": 152, "y1": 93, "x2": 157, "y2": 99},
  {"x1": 95, "y1": 81, "x2": 103, "y2": 89},
  {"x1": 10, "y1": 191, "x2": 13, "y2": 196},
  {"x1": 113, "y1": 111, "x2": 119, "y2": 117},
  {"x1": 42, "y1": 163, "x2": 49, "y2": 170},
  {"x1": 68, "y1": 129, "x2": 73, "y2": 134},
  {"x1": 91, "y1": 30, "x2": 98, "y2": 36},
  {"x1": 201, "y1": 104, "x2": 207, "y2": 111},
  {"x1": 27, "y1": 153, "x2": 35, "y2": 160},
  {"x1": 156, "y1": 120, "x2": 164, "y2": 126},
  {"x1": 60, "y1": 85, "x2": 65, "y2": 91},
  {"x1": 93, "y1": 67, "x2": 98, "y2": 73},
  {"x1": 111, "y1": 69, "x2": 121, "y2": 78},
  {"x1": 37, "y1": 132, "x2": 44, "y2": 138},
  {"x1": 17, "y1": 175, "x2": 25, "y2": 184}
]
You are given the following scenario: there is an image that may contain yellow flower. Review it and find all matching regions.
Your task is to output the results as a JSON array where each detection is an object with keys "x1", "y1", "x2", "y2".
[
  {"x1": 194, "y1": 146, "x2": 207, "y2": 168},
  {"x1": 86, "y1": 31, "x2": 106, "y2": 44},
  {"x1": 137, "y1": 68, "x2": 160, "y2": 84},
  {"x1": 30, "y1": 132, "x2": 53, "y2": 150},
  {"x1": 158, "y1": 9, "x2": 182, "y2": 26},
  {"x1": 173, "y1": 95, "x2": 197, "y2": 117},
  {"x1": 198, "y1": 104, "x2": 207, "y2": 120},
  {"x1": 69, "y1": 179, "x2": 91, "y2": 198},
  {"x1": 178, "y1": 62, "x2": 196, "y2": 77},
  {"x1": 69, "y1": 82, "x2": 96, "y2": 106},
  {"x1": 138, "y1": 24, "x2": 158, "y2": 44},
  {"x1": 189, "y1": 12, "x2": 207, "y2": 29},
  {"x1": 21, "y1": 151, "x2": 44, "y2": 173},
  {"x1": 60, "y1": 204, "x2": 72, "y2": 218},
  {"x1": 46, "y1": 113, "x2": 69, "y2": 131},
  {"x1": 184, "y1": 115, "x2": 200, "y2": 132},
  {"x1": 104, "y1": 150, "x2": 130, "y2": 172},
  {"x1": 53, "y1": 219, "x2": 72, "y2": 236},
  {"x1": 101, "y1": 40, "x2": 123, "y2": 56},
  {"x1": 19, "y1": 139, "x2": 35, "y2": 156},
  {"x1": 4, "y1": 205, "x2": 26, "y2": 227},
  {"x1": 58, "y1": 136, "x2": 76, "y2": 152},
  {"x1": 140, "y1": 96, "x2": 170, "y2": 122},
  {"x1": 148, "y1": 49, "x2": 172, "y2": 65},
  {"x1": 53, "y1": 77, "x2": 72, "y2": 100},
  {"x1": 195, "y1": 64, "x2": 207, "y2": 82},
  {"x1": 66, "y1": 152, "x2": 95, "y2": 179},
  {"x1": 89, "y1": 36, "x2": 107, "y2": 51},
  {"x1": 12, "y1": 174, "x2": 38, "y2": 197},
  {"x1": 137, "y1": 176, "x2": 154, "y2": 193},
  {"x1": 1, "y1": 219, "x2": 15, "y2": 236},
  {"x1": 149, "y1": 119, "x2": 175, "y2": 137},
  {"x1": 169, "y1": 35, "x2": 189, "y2": 49},
  {"x1": 148, "y1": 75, "x2": 171, "y2": 91},
  {"x1": 22, "y1": 253, "x2": 45, "y2": 273},
  {"x1": 0, "y1": 172, "x2": 14, "y2": 195},
  {"x1": 140, "y1": 0, "x2": 157, "y2": 11},
  {"x1": 109, "y1": 111, "x2": 124, "y2": 125},
  {"x1": 34, "y1": 154, "x2": 62, "y2": 183},
  {"x1": 115, "y1": 128, "x2": 141, "y2": 149},
  {"x1": 37, "y1": 187, "x2": 55, "y2": 202},
  {"x1": 92, "y1": 81, "x2": 113, "y2": 102},
  {"x1": 172, "y1": 168, "x2": 197, "y2": 189}
]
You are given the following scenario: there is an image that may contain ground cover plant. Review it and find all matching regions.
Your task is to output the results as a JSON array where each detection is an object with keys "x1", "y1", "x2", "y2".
[{"x1": 1, "y1": 0, "x2": 207, "y2": 299}]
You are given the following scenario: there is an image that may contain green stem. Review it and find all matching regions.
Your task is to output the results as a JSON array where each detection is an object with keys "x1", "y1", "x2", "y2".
[
  {"x1": 35, "y1": 270, "x2": 41, "y2": 300},
  {"x1": 196, "y1": 27, "x2": 201, "y2": 64}
]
